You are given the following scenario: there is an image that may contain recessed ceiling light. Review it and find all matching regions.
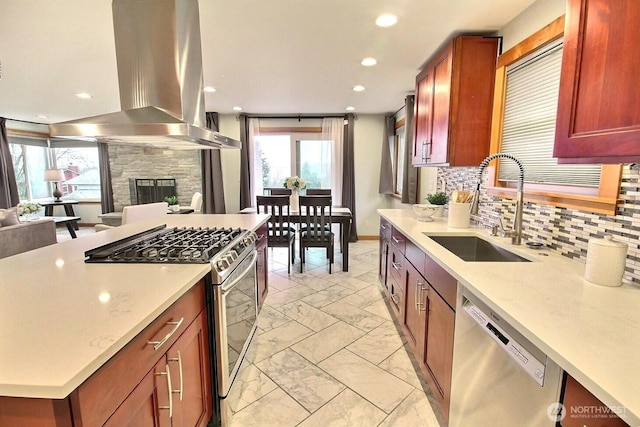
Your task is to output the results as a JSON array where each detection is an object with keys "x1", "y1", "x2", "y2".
[
  {"x1": 75, "y1": 93, "x2": 92, "y2": 99},
  {"x1": 203, "y1": 86, "x2": 216, "y2": 93},
  {"x1": 353, "y1": 85, "x2": 365, "y2": 92},
  {"x1": 233, "y1": 106, "x2": 243, "y2": 111},
  {"x1": 376, "y1": 14, "x2": 398, "y2": 27},
  {"x1": 361, "y1": 57, "x2": 377, "y2": 67},
  {"x1": 36, "y1": 114, "x2": 49, "y2": 119},
  {"x1": 346, "y1": 106, "x2": 356, "y2": 111}
]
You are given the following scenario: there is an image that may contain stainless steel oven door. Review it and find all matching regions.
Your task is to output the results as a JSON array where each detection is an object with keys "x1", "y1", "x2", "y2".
[{"x1": 213, "y1": 250, "x2": 258, "y2": 398}]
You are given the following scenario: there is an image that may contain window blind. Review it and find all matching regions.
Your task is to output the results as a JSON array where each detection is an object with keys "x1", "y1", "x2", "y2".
[{"x1": 499, "y1": 38, "x2": 601, "y2": 187}]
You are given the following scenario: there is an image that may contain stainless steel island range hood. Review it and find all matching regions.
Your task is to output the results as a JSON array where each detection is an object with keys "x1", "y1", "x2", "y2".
[{"x1": 49, "y1": 0, "x2": 241, "y2": 150}]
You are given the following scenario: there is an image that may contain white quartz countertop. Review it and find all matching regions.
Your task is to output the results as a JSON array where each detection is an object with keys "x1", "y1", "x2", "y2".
[
  {"x1": 0, "y1": 214, "x2": 268, "y2": 399},
  {"x1": 378, "y1": 209, "x2": 640, "y2": 426}
]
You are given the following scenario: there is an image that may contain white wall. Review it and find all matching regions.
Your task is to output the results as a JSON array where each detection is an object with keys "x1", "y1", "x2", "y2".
[
  {"x1": 500, "y1": 0, "x2": 565, "y2": 50},
  {"x1": 218, "y1": 114, "x2": 396, "y2": 237}
]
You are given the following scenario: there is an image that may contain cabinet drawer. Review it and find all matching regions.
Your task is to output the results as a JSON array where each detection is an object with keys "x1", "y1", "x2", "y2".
[
  {"x1": 380, "y1": 218, "x2": 391, "y2": 240},
  {"x1": 424, "y1": 255, "x2": 457, "y2": 309},
  {"x1": 388, "y1": 275, "x2": 405, "y2": 322},
  {"x1": 390, "y1": 227, "x2": 406, "y2": 254},
  {"x1": 389, "y1": 244, "x2": 405, "y2": 284},
  {"x1": 70, "y1": 281, "x2": 206, "y2": 427},
  {"x1": 406, "y1": 239, "x2": 426, "y2": 272}
]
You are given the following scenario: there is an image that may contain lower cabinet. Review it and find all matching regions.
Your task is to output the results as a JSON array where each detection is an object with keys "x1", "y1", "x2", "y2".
[
  {"x1": 403, "y1": 262, "x2": 427, "y2": 360},
  {"x1": 105, "y1": 310, "x2": 211, "y2": 427},
  {"x1": 561, "y1": 374, "x2": 629, "y2": 427},
  {"x1": 256, "y1": 223, "x2": 269, "y2": 311},
  {"x1": 379, "y1": 221, "x2": 456, "y2": 421},
  {"x1": 422, "y1": 286, "x2": 455, "y2": 416},
  {"x1": 0, "y1": 282, "x2": 212, "y2": 427}
]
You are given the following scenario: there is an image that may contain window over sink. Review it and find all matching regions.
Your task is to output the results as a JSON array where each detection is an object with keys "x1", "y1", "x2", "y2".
[{"x1": 488, "y1": 15, "x2": 622, "y2": 215}]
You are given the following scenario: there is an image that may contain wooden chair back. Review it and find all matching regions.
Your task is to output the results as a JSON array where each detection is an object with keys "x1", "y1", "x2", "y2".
[
  {"x1": 306, "y1": 188, "x2": 331, "y2": 196},
  {"x1": 266, "y1": 188, "x2": 292, "y2": 196},
  {"x1": 299, "y1": 195, "x2": 332, "y2": 243},
  {"x1": 256, "y1": 195, "x2": 291, "y2": 244}
]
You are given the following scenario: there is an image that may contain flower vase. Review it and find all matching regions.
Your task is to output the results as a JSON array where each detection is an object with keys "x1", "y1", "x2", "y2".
[{"x1": 290, "y1": 189, "x2": 299, "y2": 212}]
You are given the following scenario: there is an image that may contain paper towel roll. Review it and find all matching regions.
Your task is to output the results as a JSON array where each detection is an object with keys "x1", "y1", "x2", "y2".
[{"x1": 584, "y1": 236, "x2": 627, "y2": 287}]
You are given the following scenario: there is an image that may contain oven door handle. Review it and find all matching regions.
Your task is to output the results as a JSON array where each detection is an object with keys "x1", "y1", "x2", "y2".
[{"x1": 220, "y1": 251, "x2": 258, "y2": 294}]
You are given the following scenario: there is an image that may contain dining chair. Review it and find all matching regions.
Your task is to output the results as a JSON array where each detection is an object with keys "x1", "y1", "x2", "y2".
[
  {"x1": 298, "y1": 195, "x2": 333, "y2": 273},
  {"x1": 190, "y1": 192, "x2": 203, "y2": 213},
  {"x1": 304, "y1": 189, "x2": 343, "y2": 253},
  {"x1": 256, "y1": 195, "x2": 296, "y2": 274},
  {"x1": 95, "y1": 202, "x2": 169, "y2": 232},
  {"x1": 306, "y1": 188, "x2": 331, "y2": 196}
]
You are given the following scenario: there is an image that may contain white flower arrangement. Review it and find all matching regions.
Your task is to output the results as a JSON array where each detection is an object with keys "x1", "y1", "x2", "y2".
[
  {"x1": 17, "y1": 202, "x2": 42, "y2": 215},
  {"x1": 283, "y1": 176, "x2": 306, "y2": 190}
]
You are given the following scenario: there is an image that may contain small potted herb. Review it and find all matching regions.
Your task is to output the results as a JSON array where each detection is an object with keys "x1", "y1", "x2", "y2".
[
  {"x1": 425, "y1": 191, "x2": 448, "y2": 217},
  {"x1": 164, "y1": 195, "x2": 180, "y2": 212}
]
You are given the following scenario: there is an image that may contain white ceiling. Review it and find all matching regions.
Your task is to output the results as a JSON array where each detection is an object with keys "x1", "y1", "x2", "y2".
[{"x1": 0, "y1": 0, "x2": 536, "y2": 125}]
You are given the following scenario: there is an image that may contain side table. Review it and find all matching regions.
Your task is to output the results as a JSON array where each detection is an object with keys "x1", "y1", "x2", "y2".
[{"x1": 41, "y1": 200, "x2": 80, "y2": 230}]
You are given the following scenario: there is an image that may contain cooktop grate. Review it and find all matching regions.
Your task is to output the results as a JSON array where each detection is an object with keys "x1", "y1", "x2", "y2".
[{"x1": 85, "y1": 225, "x2": 245, "y2": 263}]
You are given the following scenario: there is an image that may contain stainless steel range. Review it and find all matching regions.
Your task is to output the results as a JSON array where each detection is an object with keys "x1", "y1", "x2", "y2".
[{"x1": 85, "y1": 225, "x2": 259, "y2": 427}]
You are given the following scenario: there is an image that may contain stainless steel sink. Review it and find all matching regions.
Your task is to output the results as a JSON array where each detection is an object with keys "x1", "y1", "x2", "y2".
[{"x1": 425, "y1": 234, "x2": 530, "y2": 262}]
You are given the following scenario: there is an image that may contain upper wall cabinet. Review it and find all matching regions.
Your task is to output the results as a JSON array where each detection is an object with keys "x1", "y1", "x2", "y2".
[
  {"x1": 412, "y1": 36, "x2": 499, "y2": 167},
  {"x1": 554, "y1": 0, "x2": 640, "y2": 164}
]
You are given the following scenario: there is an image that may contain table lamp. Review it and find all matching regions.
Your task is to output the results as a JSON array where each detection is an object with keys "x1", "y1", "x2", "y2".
[{"x1": 44, "y1": 168, "x2": 65, "y2": 201}]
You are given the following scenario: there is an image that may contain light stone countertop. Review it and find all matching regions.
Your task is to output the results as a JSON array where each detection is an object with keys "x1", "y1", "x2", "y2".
[
  {"x1": 0, "y1": 214, "x2": 268, "y2": 400},
  {"x1": 378, "y1": 208, "x2": 640, "y2": 426}
]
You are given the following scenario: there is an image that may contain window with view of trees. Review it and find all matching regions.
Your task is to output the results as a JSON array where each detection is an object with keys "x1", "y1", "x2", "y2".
[
  {"x1": 253, "y1": 133, "x2": 332, "y2": 194},
  {"x1": 8, "y1": 135, "x2": 101, "y2": 201}
]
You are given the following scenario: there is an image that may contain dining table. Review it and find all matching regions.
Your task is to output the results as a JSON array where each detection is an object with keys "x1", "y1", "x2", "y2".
[{"x1": 240, "y1": 206, "x2": 353, "y2": 271}]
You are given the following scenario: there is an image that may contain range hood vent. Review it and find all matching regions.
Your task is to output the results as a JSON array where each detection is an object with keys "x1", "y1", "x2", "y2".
[{"x1": 49, "y1": 0, "x2": 240, "y2": 150}]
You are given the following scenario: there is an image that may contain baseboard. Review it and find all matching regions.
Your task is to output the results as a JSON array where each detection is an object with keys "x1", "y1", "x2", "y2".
[{"x1": 358, "y1": 235, "x2": 379, "y2": 241}]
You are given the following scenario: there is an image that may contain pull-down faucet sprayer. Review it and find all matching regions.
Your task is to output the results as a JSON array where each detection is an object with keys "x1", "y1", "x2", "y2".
[{"x1": 470, "y1": 153, "x2": 525, "y2": 245}]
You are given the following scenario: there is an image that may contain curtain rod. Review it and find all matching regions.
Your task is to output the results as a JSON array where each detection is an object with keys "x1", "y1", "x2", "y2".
[{"x1": 240, "y1": 114, "x2": 351, "y2": 121}]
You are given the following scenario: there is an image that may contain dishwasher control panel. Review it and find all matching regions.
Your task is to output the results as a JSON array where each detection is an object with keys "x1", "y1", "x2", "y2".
[{"x1": 463, "y1": 299, "x2": 546, "y2": 386}]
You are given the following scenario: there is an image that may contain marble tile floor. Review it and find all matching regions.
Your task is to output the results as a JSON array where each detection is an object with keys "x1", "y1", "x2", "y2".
[{"x1": 226, "y1": 240, "x2": 446, "y2": 427}]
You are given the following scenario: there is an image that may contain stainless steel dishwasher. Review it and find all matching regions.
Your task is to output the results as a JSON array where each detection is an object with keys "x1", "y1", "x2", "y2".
[{"x1": 449, "y1": 286, "x2": 563, "y2": 426}]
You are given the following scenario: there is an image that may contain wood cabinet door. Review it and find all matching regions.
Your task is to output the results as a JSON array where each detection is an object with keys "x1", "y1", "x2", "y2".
[
  {"x1": 554, "y1": 0, "x2": 640, "y2": 163},
  {"x1": 403, "y1": 262, "x2": 427, "y2": 360},
  {"x1": 424, "y1": 287, "x2": 455, "y2": 414},
  {"x1": 428, "y1": 46, "x2": 453, "y2": 165},
  {"x1": 104, "y1": 358, "x2": 170, "y2": 427},
  {"x1": 169, "y1": 311, "x2": 212, "y2": 427},
  {"x1": 413, "y1": 68, "x2": 434, "y2": 165},
  {"x1": 561, "y1": 374, "x2": 628, "y2": 427}
]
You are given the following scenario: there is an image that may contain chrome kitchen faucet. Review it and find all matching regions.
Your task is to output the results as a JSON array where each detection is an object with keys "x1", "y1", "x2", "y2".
[{"x1": 470, "y1": 153, "x2": 525, "y2": 245}]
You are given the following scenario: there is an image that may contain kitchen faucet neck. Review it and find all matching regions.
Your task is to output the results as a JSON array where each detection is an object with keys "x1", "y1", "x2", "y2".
[{"x1": 470, "y1": 153, "x2": 525, "y2": 245}]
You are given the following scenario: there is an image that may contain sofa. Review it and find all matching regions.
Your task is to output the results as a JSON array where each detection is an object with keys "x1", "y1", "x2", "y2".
[{"x1": 0, "y1": 218, "x2": 57, "y2": 259}]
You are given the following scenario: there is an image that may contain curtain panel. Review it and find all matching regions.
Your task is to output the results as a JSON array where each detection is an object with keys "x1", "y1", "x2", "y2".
[
  {"x1": 401, "y1": 95, "x2": 418, "y2": 204},
  {"x1": 342, "y1": 114, "x2": 358, "y2": 242},
  {"x1": 202, "y1": 112, "x2": 226, "y2": 213},
  {"x1": 378, "y1": 115, "x2": 395, "y2": 194},
  {"x1": 97, "y1": 142, "x2": 115, "y2": 213},
  {"x1": 0, "y1": 118, "x2": 19, "y2": 209},
  {"x1": 322, "y1": 117, "x2": 344, "y2": 205},
  {"x1": 239, "y1": 115, "x2": 257, "y2": 210}
]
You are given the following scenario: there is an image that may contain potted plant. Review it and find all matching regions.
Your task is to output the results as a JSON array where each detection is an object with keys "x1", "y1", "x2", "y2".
[
  {"x1": 425, "y1": 191, "x2": 448, "y2": 217},
  {"x1": 164, "y1": 195, "x2": 180, "y2": 212}
]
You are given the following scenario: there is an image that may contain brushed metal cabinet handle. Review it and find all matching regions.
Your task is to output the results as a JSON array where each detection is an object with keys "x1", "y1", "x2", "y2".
[
  {"x1": 156, "y1": 364, "x2": 173, "y2": 418},
  {"x1": 168, "y1": 350, "x2": 184, "y2": 401},
  {"x1": 147, "y1": 317, "x2": 184, "y2": 351}
]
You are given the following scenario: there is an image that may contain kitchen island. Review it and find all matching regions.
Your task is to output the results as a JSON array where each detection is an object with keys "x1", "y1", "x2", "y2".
[
  {"x1": 0, "y1": 214, "x2": 268, "y2": 425},
  {"x1": 379, "y1": 209, "x2": 640, "y2": 426}
]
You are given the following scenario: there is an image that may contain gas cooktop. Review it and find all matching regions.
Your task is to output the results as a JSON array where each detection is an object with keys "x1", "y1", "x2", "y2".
[{"x1": 84, "y1": 225, "x2": 248, "y2": 264}]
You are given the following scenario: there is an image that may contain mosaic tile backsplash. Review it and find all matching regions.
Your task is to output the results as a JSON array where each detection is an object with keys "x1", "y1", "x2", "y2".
[{"x1": 437, "y1": 165, "x2": 640, "y2": 286}]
